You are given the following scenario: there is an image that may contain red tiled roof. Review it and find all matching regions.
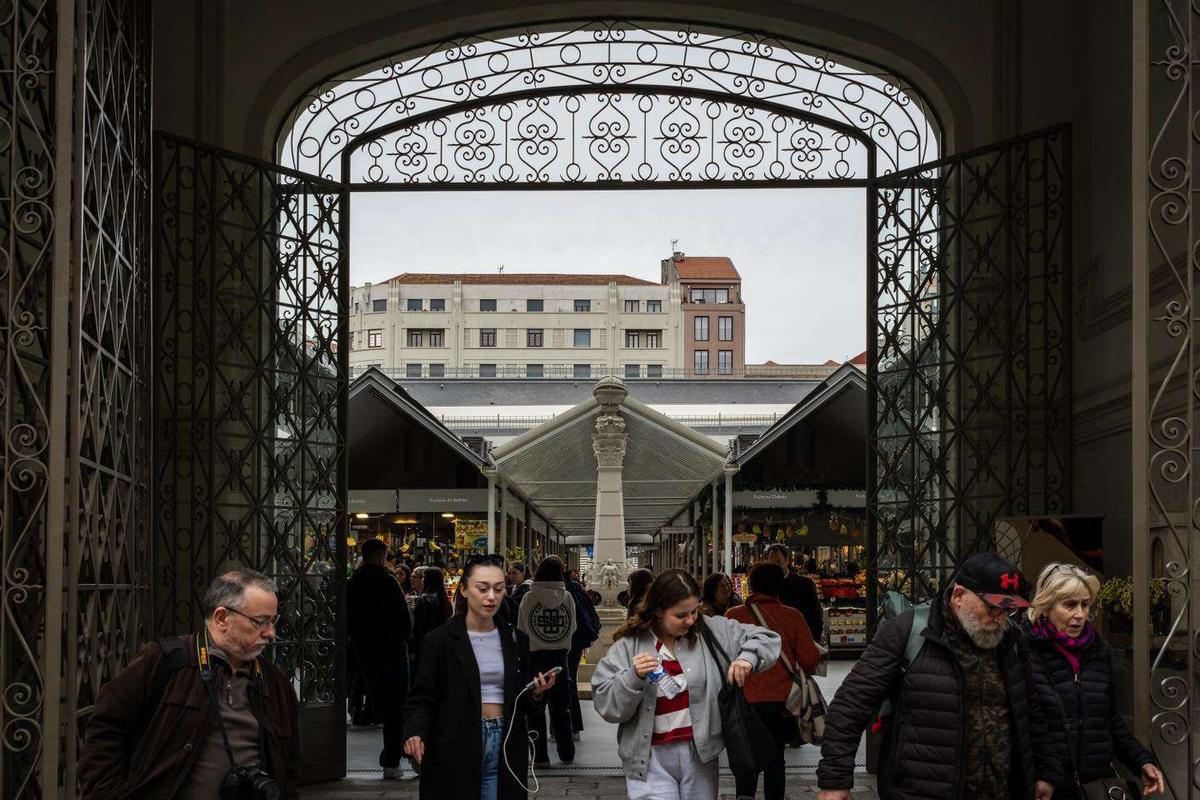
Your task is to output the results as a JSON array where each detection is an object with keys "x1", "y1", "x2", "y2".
[
  {"x1": 824, "y1": 359, "x2": 840, "y2": 366},
  {"x1": 670, "y1": 256, "x2": 740, "y2": 280},
  {"x1": 388, "y1": 272, "x2": 658, "y2": 286},
  {"x1": 849, "y1": 351, "x2": 867, "y2": 365}
]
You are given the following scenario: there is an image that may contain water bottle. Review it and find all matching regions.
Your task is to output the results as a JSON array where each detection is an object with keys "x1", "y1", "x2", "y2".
[{"x1": 648, "y1": 658, "x2": 682, "y2": 699}]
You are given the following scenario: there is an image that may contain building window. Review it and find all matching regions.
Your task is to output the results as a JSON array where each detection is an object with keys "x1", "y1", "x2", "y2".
[
  {"x1": 647, "y1": 364, "x2": 663, "y2": 378},
  {"x1": 406, "y1": 364, "x2": 423, "y2": 378},
  {"x1": 480, "y1": 299, "x2": 497, "y2": 312},
  {"x1": 624, "y1": 299, "x2": 639, "y2": 313},
  {"x1": 430, "y1": 298, "x2": 446, "y2": 311},
  {"x1": 718, "y1": 316, "x2": 733, "y2": 341},
  {"x1": 625, "y1": 364, "x2": 640, "y2": 378},
  {"x1": 718, "y1": 350, "x2": 733, "y2": 374},
  {"x1": 646, "y1": 331, "x2": 661, "y2": 348},
  {"x1": 573, "y1": 364, "x2": 591, "y2": 378},
  {"x1": 694, "y1": 316, "x2": 709, "y2": 341},
  {"x1": 574, "y1": 299, "x2": 591, "y2": 312},
  {"x1": 407, "y1": 298, "x2": 422, "y2": 312},
  {"x1": 689, "y1": 288, "x2": 729, "y2": 304},
  {"x1": 694, "y1": 350, "x2": 709, "y2": 374},
  {"x1": 479, "y1": 364, "x2": 497, "y2": 378},
  {"x1": 527, "y1": 299, "x2": 543, "y2": 312},
  {"x1": 372, "y1": 298, "x2": 388, "y2": 312},
  {"x1": 480, "y1": 329, "x2": 497, "y2": 347},
  {"x1": 429, "y1": 330, "x2": 443, "y2": 347},
  {"x1": 647, "y1": 299, "x2": 662, "y2": 313},
  {"x1": 527, "y1": 364, "x2": 544, "y2": 378},
  {"x1": 407, "y1": 330, "x2": 423, "y2": 347},
  {"x1": 574, "y1": 329, "x2": 591, "y2": 347},
  {"x1": 625, "y1": 331, "x2": 640, "y2": 348},
  {"x1": 429, "y1": 363, "x2": 445, "y2": 377},
  {"x1": 527, "y1": 329, "x2": 544, "y2": 347},
  {"x1": 368, "y1": 330, "x2": 382, "y2": 348}
]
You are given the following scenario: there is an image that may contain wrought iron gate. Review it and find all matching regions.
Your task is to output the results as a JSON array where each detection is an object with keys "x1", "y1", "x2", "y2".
[
  {"x1": 867, "y1": 125, "x2": 1071, "y2": 628},
  {"x1": 153, "y1": 134, "x2": 348, "y2": 781}
]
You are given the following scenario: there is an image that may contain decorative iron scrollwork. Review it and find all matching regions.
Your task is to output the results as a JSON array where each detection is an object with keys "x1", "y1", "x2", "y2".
[
  {"x1": 279, "y1": 19, "x2": 939, "y2": 183},
  {"x1": 347, "y1": 91, "x2": 866, "y2": 186}
]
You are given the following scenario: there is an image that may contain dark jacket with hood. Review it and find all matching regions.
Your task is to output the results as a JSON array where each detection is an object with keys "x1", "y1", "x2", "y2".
[
  {"x1": 404, "y1": 615, "x2": 544, "y2": 800},
  {"x1": 1025, "y1": 621, "x2": 1155, "y2": 797},
  {"x1": 78, "y1": 633, "x2": 301, "y2": 800},
  {"x1": 817, "y1": 589, "x2": 1063, "y2": 800}
]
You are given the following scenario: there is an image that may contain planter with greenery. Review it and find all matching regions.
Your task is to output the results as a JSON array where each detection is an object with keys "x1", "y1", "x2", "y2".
[{"x1": 1094, "y1": 576, "x2": 1170, "y2": 637}]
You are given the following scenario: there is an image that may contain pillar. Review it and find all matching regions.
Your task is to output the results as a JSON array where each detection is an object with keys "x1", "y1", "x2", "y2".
[
  {"x1": 724, "y1": 467, "x2": 737, "y2": 575},
  {"x1": 591, "y1": 377, "x2": 629, "y2": 606},
  {"x1": 498, "y1": 478, "x2": 509, "y2": 558},
  {"x1": 485, "y1": 470, "x2": 497, "y2": 553},
  {"x1": 711, "y1": 481, "x2": 720, "y2": 575}
]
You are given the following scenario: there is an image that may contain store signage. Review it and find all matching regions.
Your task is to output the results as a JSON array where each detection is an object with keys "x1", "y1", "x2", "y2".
[
  {"x1": 733, "y1": 490, "x2": 866, "y2": 509},
  {"x1": 396, "y1": 489, "x2": 488, "y2": 512},
  {"x1": 348, "y1": 490, "x2": 397, "y2": 512},
  {"x1": 659, "y1": 526, "x2": 693, "y2": 535}
]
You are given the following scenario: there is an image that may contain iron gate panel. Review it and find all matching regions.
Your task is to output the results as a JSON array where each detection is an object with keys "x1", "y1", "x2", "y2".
[
  {"x1": 154, "y1": 134, "x2": 348, "y2": 781},
  {"x1": 867, "y1": 125, "x2": 1071, "y2": 627}
]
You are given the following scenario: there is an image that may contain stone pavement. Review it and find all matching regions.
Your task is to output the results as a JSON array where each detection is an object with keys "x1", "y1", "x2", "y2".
[{"x1": 303, "y1": 774, "x2": 880, "y2": 798}]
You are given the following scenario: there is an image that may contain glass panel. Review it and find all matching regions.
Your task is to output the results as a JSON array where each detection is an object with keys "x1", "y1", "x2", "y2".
[
  {"x1": 480, "y1": 364, "x2": 497, "y2": 377},
  {"x1": 574, "y1": 299, "x2": 590, "y2": 312},
  {"x1": 573, "y1": 364, "x2": 591, "y2": 378},
  {"x1": 574, "y1": 329, "x2": 591, "y2": 347},
  {"x1": 527, "y1": 299, "x2": 543, "y2": 312},
  {"x1": 430, "y1": 298, "x2": 446, "y2": 311},
  {"x1": 373, "y1": 298, "x2": 387, "y2": 312},
  {"x1": 407, "y1": 298, "x2": 422, "y2": 311},
  {"x1": 480, "y1": 299, "x2": 497, "y2": 312},
  {"x1": 527, "y1": 364, "x2": 543, "y2": 378},
  {"x1": 406, "y1": 364, "x2": 423, "y2": 377},
  {"x1": 429, "y1": 364, "x2": 445, "y2": 377}
]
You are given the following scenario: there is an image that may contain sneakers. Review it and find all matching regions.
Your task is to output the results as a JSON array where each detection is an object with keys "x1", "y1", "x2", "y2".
[{"x1": 382, "y1": 767, "x2": 401, "y2": 780}]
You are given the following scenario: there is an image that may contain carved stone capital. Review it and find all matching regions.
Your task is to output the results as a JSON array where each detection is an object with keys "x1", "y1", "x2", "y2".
[{"x1": 592, "y1": 411, "x2": 627, "y2": 467}]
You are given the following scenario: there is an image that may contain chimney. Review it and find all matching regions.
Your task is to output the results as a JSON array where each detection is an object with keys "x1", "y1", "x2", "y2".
[{"x1": 672, "y1": 251, "x2": 684, "y2": 262}]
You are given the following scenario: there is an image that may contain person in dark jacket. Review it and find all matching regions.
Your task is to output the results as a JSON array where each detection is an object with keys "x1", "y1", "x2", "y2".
[
  {"x1": 766, "y1": 543, "x2": 825, "y2": 642},
  {"x1": 79, "y1": 570, "x2": 301, "y2": 800},
  {"x1": 1025, "y1": 562, "x2": 1164, "y2": 798},
  {"x1": 620, "y1": 567, "x2": 655, "y2": 612},
  {"x1": 699, "y1": 572, "x2": 740, "y2": 616},
  {"x1": 411, "y1": 566, "x2": 454, "y2": 666},
  {"x1": 404, "y1": 554, "x2": 558, "y2": 800},
  {"x1": 565, "y1": 572, "x2": 601, "y2": 736},
  {"x1": 508, "y1": 561, "x2": 534, "y2": 609},
  {"x1": 817, "y1": 552, "x2": 1061, "y2": 800},
  {"x1": 348, "y1": 538, "x2": 414, "y2": 779},
  {"x1": 517, "y1": 555, "x2": 577, "y2": 766}
]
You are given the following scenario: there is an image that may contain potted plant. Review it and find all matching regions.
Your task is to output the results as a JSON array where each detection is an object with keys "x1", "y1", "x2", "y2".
[{"x1": 1095, "y1": 576, "x2": 1170, "y2": 637}]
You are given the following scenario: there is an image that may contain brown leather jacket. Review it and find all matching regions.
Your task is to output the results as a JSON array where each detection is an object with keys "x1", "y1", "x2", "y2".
[{"x1": 78, "y1": 633, "x2": 302, "y2": 800}]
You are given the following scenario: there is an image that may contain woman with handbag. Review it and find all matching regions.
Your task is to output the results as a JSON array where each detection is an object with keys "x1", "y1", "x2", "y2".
[
  {"x1": 724, "y1": 562, "x2": 824, "y2": 800},
  {"x1": 592, "y1": 568, "x2": 780, "y2": 800},
  {"x1": 1026, "y1": 562, "x2": 1165, "y2": 799}
]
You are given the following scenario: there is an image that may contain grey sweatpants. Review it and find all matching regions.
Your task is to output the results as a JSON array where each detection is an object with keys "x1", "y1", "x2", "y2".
[{"x1": 625, "y1": 739, "x2": 719, "y2": 800}]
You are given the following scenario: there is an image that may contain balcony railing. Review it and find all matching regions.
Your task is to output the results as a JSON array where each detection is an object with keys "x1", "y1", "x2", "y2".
[
  {"x1": 440, "y1": 412, "x2": 782, "y2": 432},
  {"x1": 349, "y1": 363, "x2": 844, "y2": 380}
]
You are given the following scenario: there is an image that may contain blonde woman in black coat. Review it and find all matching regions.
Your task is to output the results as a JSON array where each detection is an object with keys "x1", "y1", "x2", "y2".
[{"x1": 1025, "y1": 563, "x2": 1164, "y2": 798}]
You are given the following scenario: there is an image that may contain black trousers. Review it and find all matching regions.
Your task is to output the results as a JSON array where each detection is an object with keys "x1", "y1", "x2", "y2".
[
  {"x1": 528, "y1": 650, "x2": 575, "y2": 763},
  {"x1": 360, "y1": 660, "x2": 409, "y2": 768},
  {"x1": 566, "y1": 646, "x2": 584, "y2": 733},
  {"x1": 732, "y1": 701, "x2": 793, "y2": 800}
]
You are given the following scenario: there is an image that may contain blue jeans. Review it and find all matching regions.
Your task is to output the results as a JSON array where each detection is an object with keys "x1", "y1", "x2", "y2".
[{"x1": 480, "y1": 716, "x2": 504, "y2": 800}]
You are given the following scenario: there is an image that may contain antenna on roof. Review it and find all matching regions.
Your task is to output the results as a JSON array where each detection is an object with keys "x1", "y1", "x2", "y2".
[
  {"x1": 498, "y1": 264, "x2": 505, "y2": 275},
  {"x1": 670, "y1": 238, "x2": 678, "y2": 253}
]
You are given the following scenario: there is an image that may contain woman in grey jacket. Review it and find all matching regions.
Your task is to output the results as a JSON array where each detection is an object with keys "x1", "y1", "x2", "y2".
[{"x1": 592, "y1": 569, "x2": 781, "y2": 800}]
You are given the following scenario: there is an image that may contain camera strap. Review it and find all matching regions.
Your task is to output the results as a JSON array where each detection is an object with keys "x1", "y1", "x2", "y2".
[{"x1": 198, "y1": 630, "x2": 263, "y2": 770}]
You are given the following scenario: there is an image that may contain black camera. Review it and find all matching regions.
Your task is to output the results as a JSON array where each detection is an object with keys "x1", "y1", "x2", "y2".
[{"x1": 218, "y1": 766, "x2": 280, "y2": 800}]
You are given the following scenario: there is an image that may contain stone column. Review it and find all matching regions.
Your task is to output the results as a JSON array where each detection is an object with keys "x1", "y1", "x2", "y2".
[
  {"x1": 591, "y1": 377, "x2": 629, "y2": 607},
  {"x1": 485, "y1": 469, "x2": 497, "y2": 553}
]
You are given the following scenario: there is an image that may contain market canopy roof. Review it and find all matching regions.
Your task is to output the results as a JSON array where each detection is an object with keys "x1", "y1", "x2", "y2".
[{"x1": 492, "y1": 387, "x2": 729, "y2": 541}]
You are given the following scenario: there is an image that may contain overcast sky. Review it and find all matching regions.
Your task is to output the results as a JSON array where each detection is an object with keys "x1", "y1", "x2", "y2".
[{"x1": 349, "y1": 188, "x2": 865, "y2": 364}]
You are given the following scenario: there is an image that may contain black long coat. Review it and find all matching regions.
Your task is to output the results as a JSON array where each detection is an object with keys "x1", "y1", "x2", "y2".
[
  {"x1": 817, "y1": 591, "x2": 1064, "y2": 800},
  {"x1": 404, "y1": 615, "x2": 543, "y2": 800},
  {"x1": 1026, "y1": 625, "x2": 1155, "y2": 798}
]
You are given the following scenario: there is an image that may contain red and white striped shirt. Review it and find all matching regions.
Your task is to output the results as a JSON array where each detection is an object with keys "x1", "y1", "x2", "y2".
[{"x1": 651, "y1": 640, "x2": 693, "y2": 745}]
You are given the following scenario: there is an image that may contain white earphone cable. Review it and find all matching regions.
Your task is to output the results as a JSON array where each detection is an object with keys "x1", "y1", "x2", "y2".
[{"x1": 501, "y1": 684, "x2": 542, "y2": 794}]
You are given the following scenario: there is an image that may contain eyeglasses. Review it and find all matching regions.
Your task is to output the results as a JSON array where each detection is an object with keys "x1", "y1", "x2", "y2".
[{"x1": 226, "y1": 608, "x2": 280, "y2": 630}]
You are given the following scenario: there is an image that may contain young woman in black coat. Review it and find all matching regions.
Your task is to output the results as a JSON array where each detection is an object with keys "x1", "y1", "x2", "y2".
[
  {"x1": 410, "y1": 566, "x2": 453, "y2": 665},
  {"x1": 404, "y1": 555, "x2": 559, "y2": 800},
  {"x1": 1025, "y1": 562, "x2": 1165, "y2": 799}
]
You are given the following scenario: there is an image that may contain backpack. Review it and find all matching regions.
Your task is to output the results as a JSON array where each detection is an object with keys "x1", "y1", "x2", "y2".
[
  {"x1": 569, "y1": 581, "x2": 601, "y2": 647},
  {"x1": 870, "y1": 591, "x2": 930, "y2": 734}
]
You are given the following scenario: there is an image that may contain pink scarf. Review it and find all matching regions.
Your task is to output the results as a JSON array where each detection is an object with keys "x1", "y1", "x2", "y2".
[{"x1": 1032, "y1": 617, "x2": 1096, "y2": 674}]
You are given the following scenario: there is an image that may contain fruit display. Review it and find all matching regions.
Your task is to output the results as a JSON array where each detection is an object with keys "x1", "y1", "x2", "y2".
[{"x1": 826, "y1": 606, "x2": 868, "y2": 649}]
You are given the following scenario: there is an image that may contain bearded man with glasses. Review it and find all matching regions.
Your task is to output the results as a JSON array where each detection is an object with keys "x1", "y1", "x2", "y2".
[
  {"x1": 79, "y1": 569, "x2": 302, "y2": 800},
  {"x1": 817, "y1": 552, "x2": 1064, "y2": 800}
]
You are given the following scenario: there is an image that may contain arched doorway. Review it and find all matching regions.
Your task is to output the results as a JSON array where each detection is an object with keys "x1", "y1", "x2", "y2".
[{"x1": 152, "y1": 17, "x2": 1068, "y2": 781}]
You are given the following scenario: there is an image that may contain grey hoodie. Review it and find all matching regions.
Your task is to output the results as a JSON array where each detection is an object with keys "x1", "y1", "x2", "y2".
[{"x1": 517, "y1": 580, "x2": 577, "y2": 652}]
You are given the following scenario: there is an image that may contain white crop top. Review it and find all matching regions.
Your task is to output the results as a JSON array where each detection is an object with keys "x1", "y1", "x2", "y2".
[{"x1": 468, "y1": 628, "x2": 505, "y2": 704}]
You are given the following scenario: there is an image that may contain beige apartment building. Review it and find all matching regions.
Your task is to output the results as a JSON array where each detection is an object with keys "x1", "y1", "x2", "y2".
[{"x1": 349, "y1": 253, "x2": 747, "y2": 379}]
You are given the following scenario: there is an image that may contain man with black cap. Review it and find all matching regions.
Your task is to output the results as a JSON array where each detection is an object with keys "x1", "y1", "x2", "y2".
[{"x1": 816, "y1": 552, "x2": 1063, "y2": 800}]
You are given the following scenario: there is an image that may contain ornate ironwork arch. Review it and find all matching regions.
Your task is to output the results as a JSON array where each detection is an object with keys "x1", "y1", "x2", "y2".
[
  {"x1": 278, "y1": 18, "x2": 942, "y2": 185},
  {"x1": 342, "y1": 87, "x2": 875, "y2": 188}
]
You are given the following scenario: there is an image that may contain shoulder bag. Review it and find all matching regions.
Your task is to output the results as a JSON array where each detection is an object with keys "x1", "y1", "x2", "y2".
[
  {"x1": 1032, "y1": 650, "x2": 1139, "y2": 800},
  {"x1": 747, "y1": 603, "x2": 827, "y2": 745},
  {"x1": 696, "y1": 616, "x2": 777, "y2": 774}
]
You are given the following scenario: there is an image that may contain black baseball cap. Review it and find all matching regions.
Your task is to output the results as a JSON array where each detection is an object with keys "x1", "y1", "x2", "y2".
[{"x1": 954, "y1": 552, "x2": 1030, "y2": 609}]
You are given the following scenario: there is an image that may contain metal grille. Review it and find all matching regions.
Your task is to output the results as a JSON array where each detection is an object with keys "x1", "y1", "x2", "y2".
[
  {"x1": 154, "y1": 134, "x2": 348, "y2": 776},
  {"x1": 867, "y1": 125, "x2": 1071, "y2": 625},
  {"x1": 1145, "y1": 2, "x2": 1198, "y2": 792}
]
